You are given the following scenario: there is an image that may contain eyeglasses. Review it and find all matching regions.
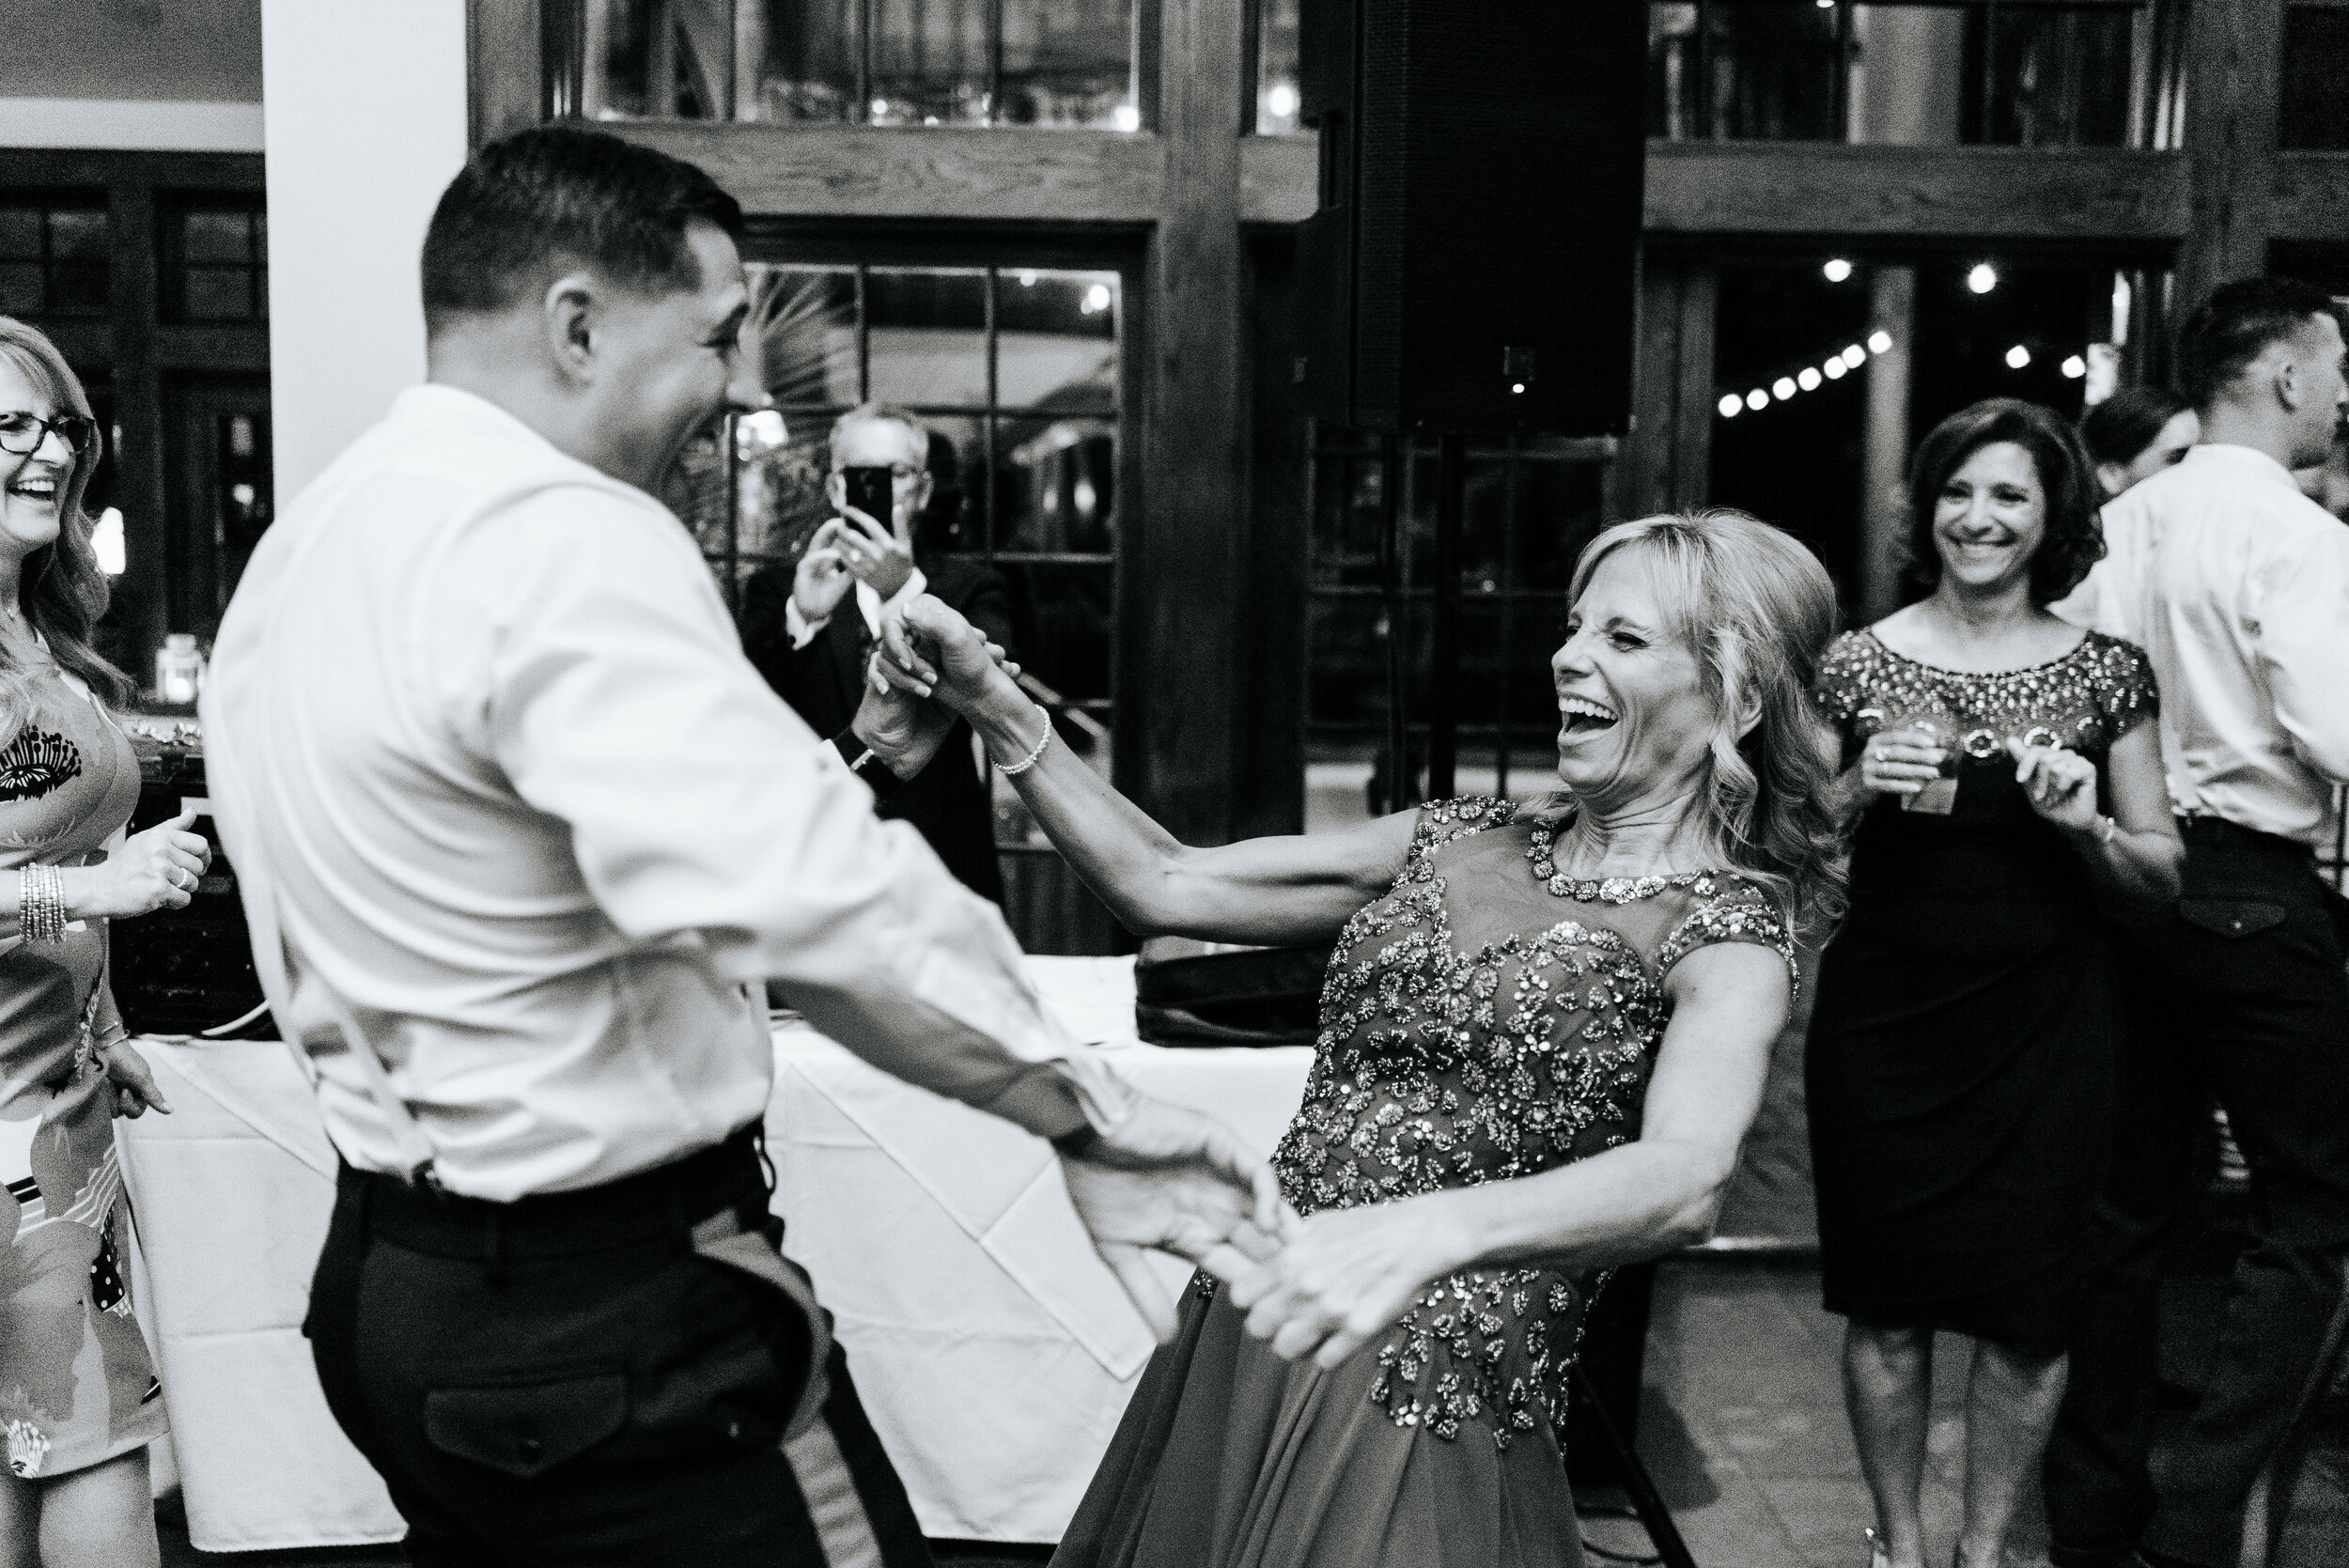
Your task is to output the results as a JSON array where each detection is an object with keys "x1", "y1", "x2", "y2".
[{"x1": 0, "y1": 411, "x2": 99, "y2": 459}]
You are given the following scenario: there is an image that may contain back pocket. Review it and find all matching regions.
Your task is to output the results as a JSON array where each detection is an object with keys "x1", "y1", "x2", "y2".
[
  {"x1": 2177, "y1": 898, "x2": 2287, "y2": 939},
  {"x1": 425, "y1": 1373, "x2": 628, "y2": 1479}
]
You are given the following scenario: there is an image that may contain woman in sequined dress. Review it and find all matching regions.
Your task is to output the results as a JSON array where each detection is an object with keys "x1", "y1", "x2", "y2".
[
  {"x1": 1806, "y1": 401, "x2": 2183, "y2": 1568},
  {"x1": 0, "y1": 320, "x2": 215, "y2": 1568},
  {"x1": 908, "y1": 511, "x2": 1846, "y2": 1567}
]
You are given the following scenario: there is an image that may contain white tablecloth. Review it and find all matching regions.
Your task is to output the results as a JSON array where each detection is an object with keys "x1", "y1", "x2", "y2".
[{"x1": 115, "y1": 957, "x2": 1312, "y2": 1550}]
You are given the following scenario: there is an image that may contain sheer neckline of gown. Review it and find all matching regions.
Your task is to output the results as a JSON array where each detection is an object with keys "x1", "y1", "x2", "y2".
[
  {"x1": 1860, "y1": 625, "x2": 2093, "y2": 679},
  {"x1": 1521, "y1": 810, "x2": 1743, "y2": 903}
]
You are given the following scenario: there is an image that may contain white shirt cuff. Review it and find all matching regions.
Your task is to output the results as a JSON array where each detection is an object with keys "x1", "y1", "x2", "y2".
[{"x1": 784, "y1": 594, "x2": 830, "y2": 650}]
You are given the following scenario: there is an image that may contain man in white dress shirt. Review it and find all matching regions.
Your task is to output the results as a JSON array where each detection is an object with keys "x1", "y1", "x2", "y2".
[
  {"x1": 2043, "y1": 277, "x2": 2349, "y2": 1568},
  {"x1": 199, "y1": 127, "x2": 1276, "y2": 1567}
]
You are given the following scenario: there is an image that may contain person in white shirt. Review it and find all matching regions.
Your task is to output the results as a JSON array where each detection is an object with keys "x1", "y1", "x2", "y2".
[
  {"x1": 199, "y1": 127, "x2": 1278, "y2": 1568},
  {"x1": 2042, "y1": 277, "x2": 2349, "y2": 1568}
]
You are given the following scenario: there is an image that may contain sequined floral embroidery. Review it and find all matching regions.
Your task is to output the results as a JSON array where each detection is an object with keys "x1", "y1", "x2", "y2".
[
  {"x1": 1255, "y1": 796, "x2": 1794, "y2": 1448},
  {"x1": 1812, "y1": 629, "x2": 2158, "y2": 764}
]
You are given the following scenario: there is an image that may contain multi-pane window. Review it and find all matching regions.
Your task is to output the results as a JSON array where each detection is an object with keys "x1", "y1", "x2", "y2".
[
  {"x1": 161, "y1": 200, "x2": 268, "y2": 323},
  {"x1": 1304, "y1": 434, "x2": 1610, "y2": 831},
  {"x1": 563, "y1": 0, "x2": 1140, "y2": 129},
  {"x1": 0, "y1": 200, "x2": 109, "y2": 319},
  {"x1": 1645, "y1": 0, "x2": 2171, "y2": 148},
  {"x1": 670, "y1": 259, "x2": 1122, "y2": 846}
]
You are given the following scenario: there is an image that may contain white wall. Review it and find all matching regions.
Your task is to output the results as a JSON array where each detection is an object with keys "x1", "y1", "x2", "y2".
[
  {"x1": 0, "y1": 99, "x2": 264, "y2": 150},
  {"x1": 260, "y1": 0, "x2": 469, "y2": 499}
]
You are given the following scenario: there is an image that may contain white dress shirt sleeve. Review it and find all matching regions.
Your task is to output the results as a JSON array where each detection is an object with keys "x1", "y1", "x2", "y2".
[
  {"x1": 782, "y1": 591, "x2": 830, "y2": 649},
  {"x1": 467, "y1": 494, "x2": 1120, "y2": 1141},
  {"x1": 2253, "y1": 522, "x2": 2349, "y2": 785}
]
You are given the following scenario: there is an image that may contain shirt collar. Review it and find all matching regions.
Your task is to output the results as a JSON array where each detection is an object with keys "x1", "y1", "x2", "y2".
[{"x1": 2179, "y1": 442, "x2": 2305, "y2": 490}]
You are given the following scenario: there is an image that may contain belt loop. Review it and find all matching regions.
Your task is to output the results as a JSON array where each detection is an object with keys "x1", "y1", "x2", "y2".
[{"x1": 483, "y1": 1209, "x2": 507, "y2": 1287}]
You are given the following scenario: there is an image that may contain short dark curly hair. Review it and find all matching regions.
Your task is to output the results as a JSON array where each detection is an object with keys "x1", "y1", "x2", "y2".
[{"x1": 1902, "y1": 398, "x2": 2104, "y2": 607}]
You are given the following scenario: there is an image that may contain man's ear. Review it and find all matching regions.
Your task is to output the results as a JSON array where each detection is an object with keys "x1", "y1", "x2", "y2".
[{"x1": 543, "y1": 272, "x2": 599, "y2": 386}]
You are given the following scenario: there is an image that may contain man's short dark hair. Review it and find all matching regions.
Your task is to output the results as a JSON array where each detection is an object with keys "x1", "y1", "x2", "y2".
[
  {"x1": 2078, "y1": 383, "x2": 2191, "y2": 469},
  {"x1": 1905, "y1": 398, "x2": 2105, "y2": 607},
  {"x1": 420, "y1": 126, "x2": 744, "y2": 334},
  {"x1": 2175, "y1": 276, "x2": 2342, "y2": 410}
]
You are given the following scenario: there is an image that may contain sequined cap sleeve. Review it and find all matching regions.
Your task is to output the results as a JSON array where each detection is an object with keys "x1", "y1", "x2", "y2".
[
  {"x1": 1655, "y1": 877, "x2": 1797, "y2": 993},
  {"x1": 1398, "y1": 796, "x2": 1518, "y2": 885},
  {"x1": 1811, "y1": 630, "x2": 1879, "y2": 759},
  {"x1": 2085, "y1": 632, "x2": 2159, "y2": 739}
]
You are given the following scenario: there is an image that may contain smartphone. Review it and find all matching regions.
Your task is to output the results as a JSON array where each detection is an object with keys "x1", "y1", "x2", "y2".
[{"x1": 842, "y1": 465, "x2": 894, "y2": 526}]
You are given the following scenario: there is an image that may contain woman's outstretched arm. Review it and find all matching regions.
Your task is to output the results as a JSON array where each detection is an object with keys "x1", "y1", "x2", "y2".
[{"x1": 903, "y1": 598, "x2": 1417, "y2": 948}]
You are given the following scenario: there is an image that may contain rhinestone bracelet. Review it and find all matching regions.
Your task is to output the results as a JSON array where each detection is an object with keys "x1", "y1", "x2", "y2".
[{"x1": 19, "y1": 863, "x2": 66, "y2": 943}]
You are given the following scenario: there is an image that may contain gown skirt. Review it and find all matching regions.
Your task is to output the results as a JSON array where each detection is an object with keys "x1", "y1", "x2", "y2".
[{"x1": 1053, "y1": 1282, "x2": 1583, "y2": 1568}]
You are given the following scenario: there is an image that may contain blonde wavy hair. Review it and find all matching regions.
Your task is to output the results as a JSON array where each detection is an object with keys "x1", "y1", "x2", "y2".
[
  {"x1": 0, "y1": 318, "x2": 134, "y2": 741},
  {"x1": 1562, "y1": 509, "x2": 1847, "y2": 937}
]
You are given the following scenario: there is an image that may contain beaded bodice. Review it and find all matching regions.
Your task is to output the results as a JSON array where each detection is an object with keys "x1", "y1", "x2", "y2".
[
  {"x1": 1263, "y1": 797, "x2": 1794, "y2": 1447},
  {"x1": 1813, "y1": 629, "x2": 2158, "y2": 905}
]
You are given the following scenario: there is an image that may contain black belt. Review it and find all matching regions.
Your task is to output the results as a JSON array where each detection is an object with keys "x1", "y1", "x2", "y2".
[
  {"x1": 350, "y1": 1123, "x2": 770, "y2": 1262},
  {"x1": 2179, "y1": 815, "x2": 2314, "y2": 860}
]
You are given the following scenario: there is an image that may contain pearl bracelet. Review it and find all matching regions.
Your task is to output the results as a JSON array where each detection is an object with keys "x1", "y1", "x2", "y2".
[{"x1": 997, "y1": 706, "x2": 1054, "y2": 777}]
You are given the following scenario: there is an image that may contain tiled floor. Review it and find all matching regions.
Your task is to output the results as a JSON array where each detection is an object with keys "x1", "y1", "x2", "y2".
[
  {"x1": 152, "y1": 1257, "x2": 2026, "y2": 1566},
  {"x1": 1602, "y1": 1256, "x2": 2050, "y2": 1568}
]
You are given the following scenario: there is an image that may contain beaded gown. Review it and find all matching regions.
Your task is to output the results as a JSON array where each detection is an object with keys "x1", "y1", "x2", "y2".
[
  {"x1": 1053, "y1": 798, "x2": 1795, "y2": 1568},
  {"x1": 0, "y1": 658, "x2": 163, "y2": 1479},
  {"x1": 1806, "y1": 629, "x2": 2157, "y2": 1355}
]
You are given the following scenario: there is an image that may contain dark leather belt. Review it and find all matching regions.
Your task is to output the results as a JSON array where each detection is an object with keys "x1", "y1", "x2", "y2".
[
  {"x1": 352, "y1": 1122, "x2": 770, "y2": 1261},
  {"x1": 2179, "y1": 815, "x2": 2313, "y2": 861}
]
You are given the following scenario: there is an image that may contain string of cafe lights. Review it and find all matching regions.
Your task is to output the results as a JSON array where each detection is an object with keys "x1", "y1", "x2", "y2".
[{"x1": 1719, "y1": 256, "x2": 2097, "y2": 419}]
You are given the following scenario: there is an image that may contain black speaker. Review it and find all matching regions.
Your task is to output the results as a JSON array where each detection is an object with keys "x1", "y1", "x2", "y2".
[{"x1": 1295, "y1": 0, "x2": 1648, "y2": 435}]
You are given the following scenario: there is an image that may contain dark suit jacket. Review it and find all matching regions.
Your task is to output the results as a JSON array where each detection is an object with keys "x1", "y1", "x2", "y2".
[{"x1": 739, "y1": 556, "x2": 1014, "y2": 905}]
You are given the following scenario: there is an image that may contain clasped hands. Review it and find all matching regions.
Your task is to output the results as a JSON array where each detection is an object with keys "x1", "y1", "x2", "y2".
[{"x1": 1056, "y1": 1100, "x2": 1470, "y2": 1368}]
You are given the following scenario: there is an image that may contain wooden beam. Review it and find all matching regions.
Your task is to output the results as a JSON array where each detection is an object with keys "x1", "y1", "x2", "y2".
[
  {"x1": 603, "y1": 123, "x2": 1165, "y2": 224},
  {"x1": 1642, "y1": 143, "x2": 2189, "y2": 242},
  {"x1": 1124, "y1": 0, "x2": 1247, "y2": 842},
  {"x1": 2175, "y1": 0, "x2": 2284, "y2": 305},
  {"x1": 0, "y1": 150, "x2": 264, "y2": 191},
  {"x1": 2268, "y1": 151, "x2": 2349, "y2": 242}
]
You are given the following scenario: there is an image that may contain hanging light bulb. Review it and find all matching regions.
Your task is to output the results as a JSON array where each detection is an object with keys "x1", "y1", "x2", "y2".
[{"x1": 1719, "y1": 394, "x2": 1742, "y2": 418}]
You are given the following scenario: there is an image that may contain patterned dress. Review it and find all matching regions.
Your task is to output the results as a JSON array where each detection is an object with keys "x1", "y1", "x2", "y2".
[
  {"x1": 1054, "y1": 798, "x2": 1795, "y2": 1568},
  {"x1": 1806, "y1": 629, "x2": 2158, "y2": 1354},
  {"x1": 0, "y1": 658, "x2": 163, "y2": 1480}
]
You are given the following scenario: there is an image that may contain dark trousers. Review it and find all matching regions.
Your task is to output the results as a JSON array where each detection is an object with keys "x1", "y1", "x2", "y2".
[
  {"x1": 304, "y1": 1128, "x2": 932, "y2": 1567},
  {"x1": 2043, "y1": 823, "x2": 2349, "y2": 1568}
]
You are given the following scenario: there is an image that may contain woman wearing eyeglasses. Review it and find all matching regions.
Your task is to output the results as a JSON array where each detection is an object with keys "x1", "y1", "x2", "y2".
[{"x1": 0, "y1": 318, "x2": 214, "y2": 1568}]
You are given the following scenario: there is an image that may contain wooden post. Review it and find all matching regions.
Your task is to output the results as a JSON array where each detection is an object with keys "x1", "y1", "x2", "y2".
[
  {"x1": 1125, "y1": 0, "x2": 1247, "y2": 844},
  {"x1": 2175, "y1": 0, "x2": 2285, "y2": 310},
  {"x1": 1859, "y1": 264, "x2": 1914, "y2": 625}
]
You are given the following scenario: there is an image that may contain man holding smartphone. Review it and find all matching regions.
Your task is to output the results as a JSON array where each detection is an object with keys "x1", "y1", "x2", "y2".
[{"x1": 739, "y1": 405, "x2": 1017, "y2": 903}]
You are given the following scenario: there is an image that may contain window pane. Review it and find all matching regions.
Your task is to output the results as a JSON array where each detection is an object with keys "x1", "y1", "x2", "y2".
[
  {"x1": 1257, "y1": 0, "x2": 1301, "y2": 133},
  {"x1": 871, "y1": 0, "x2": 990, "y2": 126},
  {"x1": 0, "y1": 263, "x2": 40, "y2": 316},
  {"x1": 751, "y1": 264, "x2": 861, "y2": 409},
  {"x1": 866, "y1": 268, "x2": 988, "y2": 408},
  {"x1": 583, "y1": 0, "x2": 734, "y2": 119},
  {"x1": 46, "y1": 209, "x2": 108, "y2": 264},
  {"x1": 995, "y1": 269, "x2": 1117, "y2": 412},
  {"x1": 0, "y1": 210, "x2": 39, "y2": 261},
  {"x1": 746, "y1": 0, "x2": 860, "y2": 122},
  {"x1": 180, "y1": 210, "x2": 254, "y2": 265},
  {"x1": 181, "y1": 267, "x2": 256, "y2": 321},
  {"x1": 910, "y1": 412, "x2": 988, "y2": 553},
  {"x1": 1978, "y1": 5, "x2": 2138, "y2": 147},
  {"x1": 2283, "y1": 5, "x2": 2349, "y2": 151},
  {"x1": 999, "y1": 418, "x2": 1115, "y2": 552},
  {"x1": 1001, "y1": 0, "x2": 1136, "y2": 129},
  {"x1": 48, "y1": 262, "x2": 108, "y2": 316},
  {"x1": 996, "y1": 560, "x2": 1112, "y2": 706}
]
